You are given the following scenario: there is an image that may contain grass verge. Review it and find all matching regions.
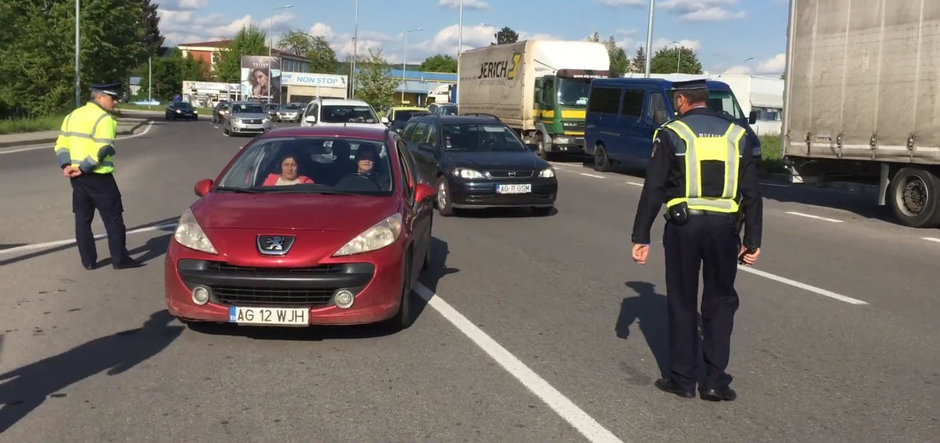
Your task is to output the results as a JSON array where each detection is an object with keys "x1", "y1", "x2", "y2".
[
  {"x1": 0, "y1": 114, "x2": 67, "y2": 135},
  {"x1": 759, "y1": 134, "x2": 785, "y2": 173}
]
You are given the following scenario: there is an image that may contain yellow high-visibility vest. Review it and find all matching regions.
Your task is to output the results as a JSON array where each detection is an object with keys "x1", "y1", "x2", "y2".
[
  {"x1": 54, "y1": 102, "x2": 117, "y2": 174},
  {"x1": 660, "y1": 119, "x2": 746, "y2": 213}
]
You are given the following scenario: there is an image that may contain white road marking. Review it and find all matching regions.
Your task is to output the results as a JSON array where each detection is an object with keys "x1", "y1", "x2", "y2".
[
  {"x1": 579, "y1": 173, "x2": 605, "y2": 179},
  {"x1": 0, "y1": 222, "x2": 177, "y2": 256},
  {"x1": 761, "y1": 182, "x2": 788, "y2": 188},
  {"x1": 414, "y1": 283, "x2": 622, "y2": 443},
  {"x1": 0, "y1": 122, "x2": 155, "y2": 155},
  {"x1": 738, "y1": 266, "x2": 868, "y2": 305},
  {"x1": 626, "y1": 181, "x2": 644, "y2": 187},
  {"x1": 785, "y1": 211, "x2": 843, "y2": 223},
  {"x1": 547, "y1": 161, "x2": 574, "y2": 168},
  {"x1": 923, "y1": 237, "x2": 940, "y2": 243}
]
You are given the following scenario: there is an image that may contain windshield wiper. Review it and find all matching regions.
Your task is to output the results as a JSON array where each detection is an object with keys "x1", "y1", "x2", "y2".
[{"x1": 214, "y1": 186, "x2": 261, "y2": 194}]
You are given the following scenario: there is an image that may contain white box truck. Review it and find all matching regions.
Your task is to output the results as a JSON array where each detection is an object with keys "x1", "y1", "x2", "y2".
[
  {"x1": 457, "y1": 40, "x2": 610, "y2": 159},
  {"x1": 783, "y1": 0, "x2": 940, "y2": 227}
]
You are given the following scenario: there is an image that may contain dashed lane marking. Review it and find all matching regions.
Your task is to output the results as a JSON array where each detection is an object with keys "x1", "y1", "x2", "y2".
[
  {"x1": 579, "y1": 173, "x2": 605, "y2": 179},
  {"x1": 0, "y1": 222, "x2": 177, "y2": 256},
  {"x1": 785, "y1": 211, "x2": 843, "y2": 223},
  {"x1": 738, "y1": 266, "x2": 868, "y2": 305},
  {"x1": 923, "y1": 237, "x2": 940, "y2": 243}
]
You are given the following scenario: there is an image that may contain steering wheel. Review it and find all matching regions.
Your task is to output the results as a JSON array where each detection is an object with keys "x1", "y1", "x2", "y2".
[{"x1": 335, "y1": 172, "x2": 381, "y2": 192}]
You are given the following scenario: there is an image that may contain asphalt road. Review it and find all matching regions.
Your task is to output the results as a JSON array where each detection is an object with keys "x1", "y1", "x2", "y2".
[{"x1": 0, "y1": 118, "x2": 937, "y2": 442}]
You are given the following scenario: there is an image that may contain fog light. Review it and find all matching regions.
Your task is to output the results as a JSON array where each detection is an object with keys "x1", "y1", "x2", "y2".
[
  {"x1": 333, "y1": 289, "x2": 355, "y2": 309},
  {"x1": 191, "y1": 286, "x2": 210, "y2": 305}
]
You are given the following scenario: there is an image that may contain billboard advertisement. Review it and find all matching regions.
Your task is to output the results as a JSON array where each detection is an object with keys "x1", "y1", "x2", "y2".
[{"x1": 240, "y1": 55, "x2": 281, "y2": 103}]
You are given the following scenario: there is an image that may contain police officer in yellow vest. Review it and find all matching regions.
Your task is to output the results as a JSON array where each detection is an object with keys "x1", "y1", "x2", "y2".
[
  {"x1": 631, "y1": 80, "x2": 762, "y2": 402},
  {"x1": 55, "y1": 83, "x2": 142, "y2": 270}
]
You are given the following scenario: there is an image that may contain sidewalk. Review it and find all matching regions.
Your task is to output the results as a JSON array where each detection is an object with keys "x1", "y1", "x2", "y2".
[{"x1": 0, "y1": 112, "x2": 157, "y2": 149}]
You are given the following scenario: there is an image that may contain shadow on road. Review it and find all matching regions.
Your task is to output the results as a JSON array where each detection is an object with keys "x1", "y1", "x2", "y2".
[
  {"x1": 98, "y1": 233, "x2": 171, "y2": 268},
  {"x1": 616, "y1": 281, "x2": 669, "y2": 378},
  {"x1": 0, "y1": 311, "x2": 183, "y2": 433}
]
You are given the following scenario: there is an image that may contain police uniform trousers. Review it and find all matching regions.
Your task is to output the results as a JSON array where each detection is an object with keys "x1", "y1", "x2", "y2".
[
  {"x1": 70, "y1": 172, "x2": 129, "y2": 266},
  {"x1": 663, "y1": 213, "x2": 740, "y2": 390}
]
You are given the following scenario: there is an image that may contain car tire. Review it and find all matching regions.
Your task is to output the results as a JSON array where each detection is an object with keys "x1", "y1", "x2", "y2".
[
  {"x1": 532, "y1": 206, "x2": 554, "y2": 216},
  {"x1": 223, "y1": 125, "x2": 230, "y2": 136},
  {"x1": 388, "y1": 257, "x2": 414, "y2": 330},
  {"x1": 888, "y1": 166, "x2": 940, "y2": 227},
  {"x1": 436, "y1": 176, "x2": 454, "y2": 216},
  {"x1": 593, "y1": 144, "x2": 612, "y2": 172}
]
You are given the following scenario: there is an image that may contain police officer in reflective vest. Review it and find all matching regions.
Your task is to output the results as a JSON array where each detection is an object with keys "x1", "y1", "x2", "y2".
[
  {"x1": 631, "y1": 80, "x2": 763, "y2": 402},
  {"x1": 55, "y1": 83, "x2": 142, "y2": 270}
]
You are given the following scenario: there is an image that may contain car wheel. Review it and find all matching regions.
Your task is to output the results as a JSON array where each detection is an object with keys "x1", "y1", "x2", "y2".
[
  {"x1": 223, "y1": 124, "x2": 230, "y2": 136},
  {"x1": 388, "y1": 257, "x2": 414, "y2": 330},
  {"x1": 593, "y1": 144, "x2": 612, "y2": 172},
  {"x1": 532, "y1": 206, "x2": 554, "y2": 216},
  {"x1": 436, "y1": 176, "x2": 454, "y2": 216}
]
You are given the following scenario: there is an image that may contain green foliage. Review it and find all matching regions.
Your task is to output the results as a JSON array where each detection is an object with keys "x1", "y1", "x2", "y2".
[
  {"x1": 215, "y1": 25, "x2": 268, "y2": 82},
  {"x1": 650, "y1": 46, "x2": 703, "y2": 74},
  {"x1": 419, "y1": 54, "x2": 457, "y2": 73},
  {"x1": 0, "y1": 0, "x2": 158, "y2": 118},
  {"x1": 759, "y1": 134, "x2": 786, "y2": 173},
  {"x1": 278, "y1": 30, "x2": 316, "y2": 56},
  {"x1": 0, "y1": 114, "x2": 68, "y2": 134},
  {"x1": 136, "y1": 50, "x2": 208, "y2": 101},
  {"x1": 631, "y1": 46, "x2": 647, "y2": 73},
  {"x1": 309, "y1": 36, "x2": 338, "y2": 74},
  {"x1": 492, "y1": 27, "x2": 519, "y2": 45},
  {"x1": 355, "y1": 50, "x2": 398, "y2": 110}
]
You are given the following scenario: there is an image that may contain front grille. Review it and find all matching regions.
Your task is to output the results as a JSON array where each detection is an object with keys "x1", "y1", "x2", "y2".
[
  {"x1": 563, "y1": 121, "x2": 585, "y2": 133},
  {"x1": 486, "y1": 169, "x2": 534, "y2": 178},
  {"x1": 205, "y1": 262, "x2": 345, "y2": 275},
  {"x1": 213, "y1": 286, "x2": 334, "y2": 307},
  {"x1": 241, "y1": 119, "x2": 262, "y2": 124}
]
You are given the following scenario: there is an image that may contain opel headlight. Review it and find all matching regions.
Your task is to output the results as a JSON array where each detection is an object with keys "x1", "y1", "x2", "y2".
[
  {"x1": 333, "y1": 213, "x2": 402, "y2": 256},
  {"x1": 173, "y1": 209, "x2": 217, "y2": 254},
  {"x1": 453, "y1": 168, "x2": 484, "y2": 179},
  {"x1": 175, "y1": 109, "x2": 181, "y2": 113},
  {"x1": 539, "y1": 167, "x2": 555, "y2": 178}
]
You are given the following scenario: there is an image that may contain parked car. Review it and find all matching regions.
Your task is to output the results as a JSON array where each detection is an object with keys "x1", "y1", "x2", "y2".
[
  {"x1": 401, "y1": 115, "x2": 557, "y2": 216},
  {"x1": 165, "y1": 125, "x2": 435, "y2": 329},
  {"x1": 166, "y1": 101, "x2": 198, "y2": 121},
  {"x1": 212, "y1": 101, "x2": 230, "y2": 124},
  {"x1": 263, "y1": 103, "x2": 279, "y2": 119},
  {"x1": 584, "y1": 78, "x2": 760, "y2": 172},
  {"x1": 300, "y1": 98, "x2": 389, "y2": 128},
  {"x1": 385, "y1": 106, "x2": 430, "y2": 133},
  {"x1": 223, "y1": 102, "x2": 272, "y2": 136},
  {"x1": 275, "y1": 102, "x2": 305, "y2": 123}
]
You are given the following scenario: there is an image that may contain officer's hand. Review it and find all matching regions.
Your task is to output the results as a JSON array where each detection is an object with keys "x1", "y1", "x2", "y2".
[
  {"x1": 632, "y1": 244, "x2": 650, "y2": 265},
  {"x1": 739, "y1": 247, "x2": 760, "y2": 266}
]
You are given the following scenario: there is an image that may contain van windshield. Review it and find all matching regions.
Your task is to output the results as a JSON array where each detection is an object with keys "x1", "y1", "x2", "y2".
[
  {"x1": 558, "y1": 78, "x2": 591, "y2": 107},
  {"x1": 668, "y1": 89, "x2": 746, "y2": 120}
]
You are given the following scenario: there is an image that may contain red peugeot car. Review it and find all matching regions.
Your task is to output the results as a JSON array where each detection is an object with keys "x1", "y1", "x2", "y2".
[{"x1": 164, "y1": 126, "x2": 435, "y2": 329}]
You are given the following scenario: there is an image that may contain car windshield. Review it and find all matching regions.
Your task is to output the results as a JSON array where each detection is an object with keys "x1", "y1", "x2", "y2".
[
  {"x1": 558, "y1": 78, "x2": 591, "y2": 106},
  {"x1": 282, "y1": 103, "x2": 304, "y2": 110},
  {"x1": 442, "y1": 123, "x2": 528, "y2": 152},
  {"x1": 393, "y1": 110, "x2": 428, "y2": 122},
  {"x1": 172, "y1": 102, "x2": 193, "y2": 109},
  {"x1": 321, "y1": 105, "x2": 378, "y2": 123},
  {"x1": 438, "y1": 106, "x2": 457, "y2": 116},
  {"x1": 232, "y1": 104, "x2": 265, "y2": 114},
  {"x1": 216, "y1": 137, "x2": 393, "y2": 195}
]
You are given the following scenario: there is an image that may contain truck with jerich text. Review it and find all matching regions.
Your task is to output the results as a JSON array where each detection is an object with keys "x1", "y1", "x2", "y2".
[
  {"x1": 783, "y1": 0, "x2": 940, "y2": 227},
  {"x1": 457, "y1": 40, "x2": 610, "y2": 159}
]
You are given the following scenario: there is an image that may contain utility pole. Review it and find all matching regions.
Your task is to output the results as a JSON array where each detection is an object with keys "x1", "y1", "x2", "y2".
[
  {"x1": 75, "y1": 0, "x2": 81, "y2": 108},
  {"x1": 351, "y1": 0, "x2": 359, "y2": 98},
  {"x1": 269, "y1": 4, "x2": 293, "y2": 103},
  {"x1": 402, "y1": 28, "x2": 423, "y2": 104},
  {"x1": 644, "y1": 0, "x2": 655, "y2": 78}
]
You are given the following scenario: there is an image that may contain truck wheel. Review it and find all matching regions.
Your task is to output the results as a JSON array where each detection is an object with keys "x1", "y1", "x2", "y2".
[
  {"x1": 536, "y1": 134, "x2": 553, "y2": 161},
  {"x1": 888, "y1": 167, "x2": 940, "y2": 227},
  {"x1": 593, "y1": 144, "x2": 612, "y2": 172}
]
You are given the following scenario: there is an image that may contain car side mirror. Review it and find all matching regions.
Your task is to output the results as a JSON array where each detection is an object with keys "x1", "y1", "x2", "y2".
[
  {"x1": 381, "y1": 116, "x2": 390, "y2": 125},
  {"x1": 194, "y1": 179, "x2": 213, "y2": 197},
  {"x1": 414, "y1": 183, "x2": 436, "y2": 203},
  {"x1": 748, "y1": 110, "x2": 758, "y2": 125},
  {"x1": 653, "y1": 110, "x2": 668, "y2": 125},
  {"x1": 305, "y1": 115, "x2": 317, "y2": 124}
]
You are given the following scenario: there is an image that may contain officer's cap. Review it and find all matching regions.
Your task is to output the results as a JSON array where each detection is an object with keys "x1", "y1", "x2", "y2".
[
  {"x1": 90, "y1": 82, "x2": 122, "y2": 98},
  {"x1": 672, "y1": 79, "x2": 708, "y2": 92}
]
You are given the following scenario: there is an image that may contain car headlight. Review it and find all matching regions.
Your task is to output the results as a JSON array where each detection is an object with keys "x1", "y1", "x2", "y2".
[
  {"x1": 333, "y1": 213, "x2": 402, "y2": 256},
  {"x1": 539, "y1": 167, "x2": 555, "y2": 178},
  {"x1": 175, "y1": 109, "x2": 181, "y2": 113},
  {"x1": 552, "y1": 136, "x2": 570, "y2": 145},
  {"x1": 173, "y1": 209, "x2": 217, "y2": 254},
  {"x1": 453, "y1": 167, "x2": 484, "y2": 179},
  {"x1": 193, "y1": 110, "x2": 198, "y2": 114}
]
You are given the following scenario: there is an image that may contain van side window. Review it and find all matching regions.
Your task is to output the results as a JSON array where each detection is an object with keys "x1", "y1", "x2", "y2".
[
  {"x1": 647, "y1": 93, "x2": 669, "y2": 125},
  {"x1": 621, "y1": 89, "x2": 645, "y2": 118},
  {"x1": 402, "y1": 121, "x2": 418, "y2": 140},
  {"x1": 412, "y1": 122, "x2": 430, "y2": 143},
  {"x1": 588, "y1": 87, "x2": 620, "y2": 114}
]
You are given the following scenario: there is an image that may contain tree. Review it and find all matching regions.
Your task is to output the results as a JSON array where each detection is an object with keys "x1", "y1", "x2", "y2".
[
  {"x1": 419, "y1": 54, "x2": 457, "y2": 73},
  {"x1": 278, "y1": 30, "x2": 315, "y2": 56},
  {"x1": 588, "y1": 33, "x2": 629, "y2": 77},
  {"x1": 215, "y1": 25, "x2": 268, "y2": 82},
  {"x1": 631, "y1": 46, "x2": 647, "y2": 73},
  {"x1": 308, "y1": 36, "x2": 338, "y2": 74},
  {"x1": 492, "y1": 26, "x2": 519, "y2": 45},
  {"x1": 134, "y1": 0, "x2": 164, "y2": 62},
  {"x1": 355, "y1": 49, "x2": 398, "y2": 110},
  {"x1": 650, "y1": 46, "x2": 703, "y2": 74}
]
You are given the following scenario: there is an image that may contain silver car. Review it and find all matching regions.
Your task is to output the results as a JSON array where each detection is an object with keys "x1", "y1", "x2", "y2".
[
  {"x1": 224, "y1": 102, "x2": 272, "y2": 136},
  {"x1": 275, "y1": 103, "x2": 305, "y2": 123}
]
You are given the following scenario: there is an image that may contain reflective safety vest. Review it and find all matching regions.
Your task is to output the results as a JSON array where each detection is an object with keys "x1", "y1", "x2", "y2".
[
  {"x1": 54, "y1": 102, "x2": 117, "y2": 174},
  {"x1": 660, "y1": 119, "x2": 746, "y2": 214}
]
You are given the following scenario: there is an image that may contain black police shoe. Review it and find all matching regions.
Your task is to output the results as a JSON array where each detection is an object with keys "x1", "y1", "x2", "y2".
[
  {"x1": 654, "y1": 378, "x2": 695, "y2": 398},
  {"x1": 699, "y1": 386, "x2": 737, "y2": 402},
  {"x1": 83, "y1": 262, "x2": 97, "y2": 270},
  {"x1": 113, "y1": 258, "x2": 144, "y2": 269}
]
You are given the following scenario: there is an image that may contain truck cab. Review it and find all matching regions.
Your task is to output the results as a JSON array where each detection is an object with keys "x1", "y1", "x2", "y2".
[
  {"x1": 533, "y1": 70, "x2": 602, "y2": 158},
  {"x1": 584, "y1": 78, "x2": 760, "y2": 171}
]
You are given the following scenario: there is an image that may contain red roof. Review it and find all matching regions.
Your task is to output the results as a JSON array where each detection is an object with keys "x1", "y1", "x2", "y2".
[{"x1": 177, "y1": 39, "x2": 310, "y2": 60}]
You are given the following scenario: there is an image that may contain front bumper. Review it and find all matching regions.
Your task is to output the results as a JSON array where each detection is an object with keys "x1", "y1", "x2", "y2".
[
  {"x1": 276, "y1": 113, "x2": 300, "y2": 122},
  {"x1": 231, "y1": 120, "x2": 272, "y2": 133},
  {"x1": 547, "y1": 136, "x2": 584, "y2": 153},
  {"x1": 164, "y1": 239, "x2": 406, "y2": 326},
  {"x1": 448, "y1": 176, "x2": 558, "y2": 208}
]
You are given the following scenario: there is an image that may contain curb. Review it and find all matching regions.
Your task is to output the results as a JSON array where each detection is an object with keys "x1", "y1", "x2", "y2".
[{"x1": 0, "y1": 118, "x2": 151, "y2": 148}]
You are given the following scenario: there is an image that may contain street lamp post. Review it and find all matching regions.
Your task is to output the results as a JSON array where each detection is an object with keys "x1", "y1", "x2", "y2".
[
  {"x1": 672, "y1": 40, "x2": 681, "y2": 73},
  {"x1": 402, "y1": 28, "x2": 423, "y2": 104},
  {"x1": 644, "y1": 0, "x2": 656, "y2": 78},
  {"x1": 75, "y1": 0, "x2": 81, "y2": 108},
  {"x1": 268, "y1": 4, "x2": 292, "y2": 104},
  {"x1": 351, "y1": 0, "x2": 359, "y2": 98}
]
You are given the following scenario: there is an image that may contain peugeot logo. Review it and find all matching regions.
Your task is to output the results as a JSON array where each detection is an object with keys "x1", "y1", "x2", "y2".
[
  {"x1": 257, "y1": 235, "x2": 296, "y2": 256},
  {"x1": 508, "y1": 170, "x2": 516, "y2": 177}
]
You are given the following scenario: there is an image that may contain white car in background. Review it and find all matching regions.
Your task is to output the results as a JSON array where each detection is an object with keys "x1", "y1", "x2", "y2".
[{"x1": 300, "y1": 98, "x2": 388, "y2": 128}]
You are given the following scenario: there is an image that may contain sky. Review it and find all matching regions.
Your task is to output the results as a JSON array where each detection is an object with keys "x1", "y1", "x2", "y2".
[{"x1": 153, "y1": 0, "x2": 790, "y2": 75}]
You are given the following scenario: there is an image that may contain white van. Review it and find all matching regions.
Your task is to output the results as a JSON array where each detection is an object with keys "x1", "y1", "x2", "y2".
[{"x1": 300, "y1": 98, "x2": 388, "y2": 128}]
